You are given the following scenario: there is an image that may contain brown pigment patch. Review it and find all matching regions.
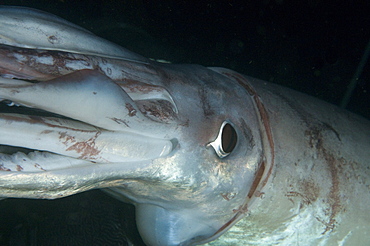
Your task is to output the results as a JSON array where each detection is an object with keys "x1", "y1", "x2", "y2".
[
  {"x1": 59, "y1": 131, "x2": 76, "y2": 145},
  {"x1": 301, "y1": 179, "x2": 320, "y2": 204},
  {"x1": 208, "y1": 70, "x2": 276, "y2": 241},
  {"x1": 305, "y1": 126, "x2": 343, "y2": 234},
  {"x1": 248, "y1": 161, "x2": 265, "y2": 199},
  {"x1": 320, "y1": 148, "x2": 342, "y2": 234},
  {"x1": 47, "y1": 35, "x2": 59, "y2": 44},
  {"x1": 1, "y1": 115, "x2": 98, "y2": 133},
  {"x1": 65, "y1": 132, "x2": 102, "y2": 160},
  {"x1": 125, "y1": 103, "x2": 137, "y2": 117},
  {"x1": 139, "y1": 100, "x2": 176, "y2": 122},
  {"x1": 110, "y1": 117, "x2": 129, "y2": 127},
  {"x1": 199, "y1": 86, "x2": 214, "y2": 118},
  {"x1": 0, "y1": 164, "x2": 11, "y2": 171},
  {"x1": 224, "y1": 72, "x2": 275, "y2": 190},
  {"x1": 34, "y1": 163, "x2": 46, "y2": 171},
  {"x1": 41, "y1": 130, "x2": 53, "y2": 134},
  {"x1": 221, "y1": 192, "x2": 236, "y2": 201},
  {"x1": 286, "y1": 179, "x2": 320, "y2": 206},
  {"x1": 119, "y1": 79, "x2": 161, "y2": 93}
]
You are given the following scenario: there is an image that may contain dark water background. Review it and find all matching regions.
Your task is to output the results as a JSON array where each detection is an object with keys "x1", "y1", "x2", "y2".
[{"x1": 0, "y1": 0, "x2": 369, "y2": 245}]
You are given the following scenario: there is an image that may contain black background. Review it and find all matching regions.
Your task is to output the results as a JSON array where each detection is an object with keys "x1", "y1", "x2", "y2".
[{"x1": 0, "y1": 1, "x2": 369, "y2": 245}]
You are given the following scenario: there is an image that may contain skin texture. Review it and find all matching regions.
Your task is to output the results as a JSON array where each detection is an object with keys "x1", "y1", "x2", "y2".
[
  {"x1": 205, "y1": 73, "x2": 370, "y2": 246},
  {"x1": 0, "y1": 6, "x2": 369, "y2": 246}
]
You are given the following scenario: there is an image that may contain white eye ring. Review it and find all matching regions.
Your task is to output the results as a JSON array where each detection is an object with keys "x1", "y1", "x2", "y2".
[{"x1": 208, "y1": 121, "x2": 238, "y2": 158}]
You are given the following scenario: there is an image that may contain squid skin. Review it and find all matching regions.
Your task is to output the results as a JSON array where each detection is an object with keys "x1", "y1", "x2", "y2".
[{"x1": 0, "y1": 6, "x2": 369, "y2": 246}]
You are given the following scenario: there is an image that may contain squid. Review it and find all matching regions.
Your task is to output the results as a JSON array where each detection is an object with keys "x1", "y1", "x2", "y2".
[{"x1": 0, "y1": 6, "x2": 369, "y2": 246}]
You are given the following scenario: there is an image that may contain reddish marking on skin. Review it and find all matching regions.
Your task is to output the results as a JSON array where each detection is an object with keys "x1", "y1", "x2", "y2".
[
  {"x1": 305, "y1": 127, "x2": 343, "y2": 234},
  {"x1": 41, "y1": 130, "x2": 53, "y2": 134},
  {"x1": 286, "y1": 179, "x2": 320, "y2": 207},
  {"x1": 223, "y1": 71, "x2": 275, "y2": 191},
  {"x1": 211, "y1": 203, "x2": 249, "y2": 237},
  {"x1": 324, "y1": 161, "x2": 341, "y2": 234},
  {"x1": 0, "y1": 114, "x2": 97, "y2": 133},
  {"x1": 65, "y1": 132, "x2": 102, "y2": 160},
  {"x1": 0, "y1": 44, "x2": 157, "y2": 83},
  {"x1": 0, "y1": 164, "x2": 11, "y2": 171},
  {"x1": 0, "y1": 48, "x2": 56, "y2": 80},
  {"x1": 199, "y1": 86, "x2": 214, "y2": 117},
  {"x1": 47, "y1": 35, "x2": 59, "y2": 44},
  {"x1": 221, "y1": 193, "x2": 230, "y2": 201},
  {"x1": 207, "y1": 69, "x2": 275, "y2": 242},
  {"x1": 16, "y1": 165, "x2": 23, "y2": 171},
  {"x1": 34, "y1": 163, "x2": 46, "y2": 171},
  {"x1": 59, "y1": 131, "x2": 76, "y2": 145},
  {"x1": 254, "y1": 191, "x2": 265, "y2": 198},
  {"x1": 221, "y1": 192, "x2": 236, "y2": 201},
  {"x1": 119, "y1": 80, "x2": 148, "y2": 91},
  {"x1": 110, "y1": 117, "x2": 130, "y2": 127},
  {"x1": 118, "y1": 79, "x2": 161, "y2": 93},
  {"x1": 232, "y1": 204, "x2": 249, "y2": 214},
  {"x1": 247, "y1": 161, "x2": 265, "y2": 198},
  {"x1": 125, "y1": 103, "x2": 137, "y2": 117},
  {"x1": 139, "y1": 100, "x2": 176, "y2": 122},
  {"x1": 0, "y1": 46, "x2": 118, "y2": 82},
  {"x1": 213, "y1": 214, "x2": 238, "y2": 235}
]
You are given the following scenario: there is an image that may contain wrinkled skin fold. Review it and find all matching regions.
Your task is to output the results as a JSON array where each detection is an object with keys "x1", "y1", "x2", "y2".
[{"x1": 0, "y1": 6, "x2": 369, "y2": 246}]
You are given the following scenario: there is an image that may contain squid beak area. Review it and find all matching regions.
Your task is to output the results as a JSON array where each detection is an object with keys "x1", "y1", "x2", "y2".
[{"x1": 0, "y1": 69, "x2": 179, "y2": 171}]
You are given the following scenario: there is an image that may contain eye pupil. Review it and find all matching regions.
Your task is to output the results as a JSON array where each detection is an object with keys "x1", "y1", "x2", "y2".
[
  {"x1": 221, "y1": 123, "x2": 237, "y2": 154},
  {"x1": 208, "y1": 121, "x2": 238, "y2": 158}
]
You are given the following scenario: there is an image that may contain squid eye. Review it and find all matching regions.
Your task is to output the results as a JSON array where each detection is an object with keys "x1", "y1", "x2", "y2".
[{"x1": 208, "y1": 121, "x2": 238, "y2": 158}]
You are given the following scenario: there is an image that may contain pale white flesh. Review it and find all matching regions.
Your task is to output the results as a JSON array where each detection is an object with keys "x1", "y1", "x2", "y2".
[
  {"x1": 0, "y1": 6, "x2": 148, "y2": 63},
  {"x1": 0, "y1": 6, "x2": 369, "y2": 246}
]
